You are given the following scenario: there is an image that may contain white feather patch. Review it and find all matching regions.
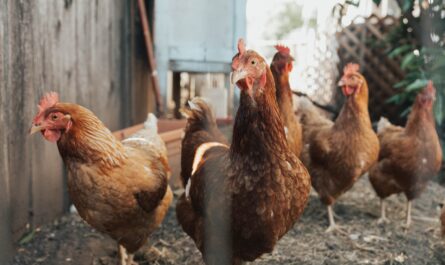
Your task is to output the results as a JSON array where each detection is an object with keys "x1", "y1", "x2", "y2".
[
  {"x1": 185, "y1": 142, "x2": 228, "y2": 198},
  {"x1": 377, "y1": 117, "x2": 391, "y2": 133},
  {"x1": 121, "y1": 137, "x2": 150, "y2": 144},
  {"x1": 144, "y1": 113, "x2": 158, "y2": 130},
  {"x1": 188, "y1": 100, "x2": 200, "y2": 111}
]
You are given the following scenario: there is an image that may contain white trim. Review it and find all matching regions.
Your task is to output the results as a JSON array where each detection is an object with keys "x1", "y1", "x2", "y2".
[{"x1": 185, "y1": 142, "x2": 228, "y2": 198}]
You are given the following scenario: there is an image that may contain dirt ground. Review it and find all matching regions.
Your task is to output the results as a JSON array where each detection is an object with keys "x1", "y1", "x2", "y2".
[{"x1": 12, "y1": 176, "x2": 445, "y2": 265}]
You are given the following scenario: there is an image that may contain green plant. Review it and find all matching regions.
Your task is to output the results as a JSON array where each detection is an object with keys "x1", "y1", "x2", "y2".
[
  {"x1": 373, "y1": 0, "x2": 445, "y2": 125},
  {"x1": 373, "y1": 0, "x2": 445, "y2": 177}
]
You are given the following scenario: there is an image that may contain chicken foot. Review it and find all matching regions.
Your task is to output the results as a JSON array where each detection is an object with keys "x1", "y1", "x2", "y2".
[
  {"x1": 119, "y1": 245, "x2": 138, "y2": 265},
  {"x1": 377, "y1": 199, "x2": 390, "y2": 224},
  {"x1": 325, "y1": 205, "x2": 347, "y2": 234}
]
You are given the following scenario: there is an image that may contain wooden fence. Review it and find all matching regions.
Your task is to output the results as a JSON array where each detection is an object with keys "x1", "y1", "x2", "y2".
[
  {"x1": 336, "y1": 15, "x2": 408, "y2": 124},
  {"x1": 0, "y1": 1, "x2": 155, "y2": 262}
]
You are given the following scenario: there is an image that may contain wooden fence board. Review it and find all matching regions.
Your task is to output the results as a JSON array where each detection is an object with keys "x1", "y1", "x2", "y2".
[
  {"x1": 6, "y1": 0, "x2": 34, "y2": 241},
  {"x1": 0, "y1": 0, "x2": 155, "y2": 261},
  {"x1": 0, "y1": 1, "x2": 13, "y2": 261}
]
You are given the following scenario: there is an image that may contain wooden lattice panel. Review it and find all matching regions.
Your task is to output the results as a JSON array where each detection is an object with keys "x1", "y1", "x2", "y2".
[
  {"x1": 301, "y1": 29, "x2": 341, "y2": 106},
  {"x1": 337, "y1": 15, "x2": 407, "y2": 125}
]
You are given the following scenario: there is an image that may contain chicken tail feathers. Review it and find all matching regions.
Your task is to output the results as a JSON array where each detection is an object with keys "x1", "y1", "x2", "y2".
[
  {"x1": 123, "y1": 112, "x2": 168, "y2": 157},
  {"x1": 296, "y1": 97, "x2": 319, "y2": 117},
  {"x1": 180, "y1": 97, "x2": 217, "y2": 130},
  {"x1": 144, "y1": 113, "x2": 158, "y2": 132},
  {"x1": 296, "y1": 97, "x2": 324, "y2": 125},
  {"x1": 377, "y1": 117, "x2": 392, "y2": 134}
]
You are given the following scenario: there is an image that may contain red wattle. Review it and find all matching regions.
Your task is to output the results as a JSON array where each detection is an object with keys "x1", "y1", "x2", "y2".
[
  {"x1": 43, "y1": 129, "x2": 62, "y2": 142},
  {"x1": 343, "y1": 86, "x2": 355, "y2": 96}
]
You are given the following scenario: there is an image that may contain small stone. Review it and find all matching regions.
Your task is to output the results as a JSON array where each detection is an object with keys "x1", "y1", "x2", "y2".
[{"x1": 349, "y1": 233, "x2": 360, "y2": 240}]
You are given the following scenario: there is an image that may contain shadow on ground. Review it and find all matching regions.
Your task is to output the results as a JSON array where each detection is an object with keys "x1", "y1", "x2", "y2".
[{"x1": 12, "y1": 176, "x2": 445, "y2": 265}]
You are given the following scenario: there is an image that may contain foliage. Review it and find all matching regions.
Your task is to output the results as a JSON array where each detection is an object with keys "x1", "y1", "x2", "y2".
[
  {"x1": 373, "y1": 0, "x2": 445, "y2": 175},
  {"x1": 373, "y1": 0, "x2": 445, "y2": 126}
]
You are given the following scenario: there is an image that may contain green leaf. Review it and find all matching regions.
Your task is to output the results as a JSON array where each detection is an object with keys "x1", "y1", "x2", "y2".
[
  {"x1": 372, "y1": 0, "x2": 382, "y2": 6},
  {"x1": 386, "y1": 94, "x2": 402, "y2": 104},
  {"x1": 405, "y1": 72, "x2": 422, "y2": 81},
  {"x1": 346, "y1": 0, "x2": 360, "y2": 7},
  {"x1": 393, "y1": 79, "x2": 411, "y2": 89},
  {"x1": 401, "y1": 52, "x2": 417, "y2": 70},
  {"x1": 400, "y1": 106, "x2": 412, "y2": 117},
  {"x1": 388, "y1": 44, "x2": 413, "y2": 58},
  {"x1": 19, "y1": 230, "x2": 35, "y2": 245},
  {"x1": 405, "y1": 79, "x2": 429, "y2": 92},
  {"x1": 402, "y1": 0, "x2": 413, "y2": 12},
  {"x1": 434, "y1": 93, "x2": 444, "y2": 125}
]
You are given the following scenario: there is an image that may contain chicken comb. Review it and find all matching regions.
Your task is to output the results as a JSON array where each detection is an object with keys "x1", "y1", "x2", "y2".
[
  {"x1": 426, "y1": 80, "x2": 434, "y2": 92},
  {"x1": 237, "y1": 38, "x2": 246, "y2": 55},
  {"x1": 343, "y1": 63, "x2": 360, "y2": 75},
  {"x1": 33, "y1": 92, "x2": 59, "y2": 123},
  {"x1": 425, "y1": 80, "x2": 435, "y2": 95},
  {"x1": 275, "y1": 44, "x2": 290, "y2": 56},
  {"x1": 38, "y1": 92, "x2": 59, "y2": 111}
]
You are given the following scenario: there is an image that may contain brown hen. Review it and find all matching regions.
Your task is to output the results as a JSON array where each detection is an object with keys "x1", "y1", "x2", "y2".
[
  {"x1": 29, "y1": 93, "x2": 172, "y2": 265},
  {"x1": 179, "y1": 98, "x2": 229, "y2": 188},
  {"x1": 176, "y1": 39, "x2": 311, "y2": 265},
  {"x1": 369, "y1": 81, "x2": 442, "y2": 228},
  {"x1": 270, "y1": 44, "x2": 303, "y2": 157},
  {"x1": 298, "y1": 63, "x2": 379, "y2": 232}
]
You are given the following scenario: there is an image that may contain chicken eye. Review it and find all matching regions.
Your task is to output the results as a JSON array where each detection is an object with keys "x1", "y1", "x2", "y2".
[
  {"x1": 251, "y1": 60, "x2": 256, "y2": 65},
  {"x1": 51, "y1": 114, "x2": 58, "y2": 121}
]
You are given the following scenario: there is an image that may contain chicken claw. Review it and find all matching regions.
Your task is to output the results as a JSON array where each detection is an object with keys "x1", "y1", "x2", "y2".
[
  {"x1": 325, "y1": 205, "x2": 348, "y2": 235},
  {"x1": 126, "y1": 254, "x2": 138, "y2": 265},
  {"x1": 325, "y1": 224, "x2": 348, "y2": 235},
  {"x1": 119, "y1": 245, "x2": 138, "y2": 265},
  {"x1": 119, "y1": 245, "x2": 127, "y2": 265},
  {"x1": 377, "y1": 217, "x2": 390, "y2": 224}
]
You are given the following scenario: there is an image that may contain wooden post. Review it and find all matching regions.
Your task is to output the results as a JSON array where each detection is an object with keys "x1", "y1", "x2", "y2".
[
  {"x1": 173, "y1": 72, "x2": 182, "y2": 119},
  {"x1": 137, "y1": 0, "x2": 164, "y2": 115}
]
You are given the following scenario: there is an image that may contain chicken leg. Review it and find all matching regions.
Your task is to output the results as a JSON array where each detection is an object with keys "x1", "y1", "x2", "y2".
[
  {"x1": 403, "y1": 200, "x2": 412, "y2": 229},
  {"x1": 119, "y1": 245, "x2": 138, "y2": 265},
  {"x1": 377, "y1": 199, "x2": 390, "y2": 224},
  {"x1": 325, "y1": 205, "x2": 346, "y2": 234}
]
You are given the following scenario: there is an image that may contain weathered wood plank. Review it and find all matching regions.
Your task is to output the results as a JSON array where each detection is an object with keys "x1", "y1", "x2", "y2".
[
  {"x1": 0, "y1": 1, "x2": 155, "y2": 261},
  {"x1": 0, "y1": 0, "x2": 13, "y2": 262},
  {"x1": 30, "y1": 0, "x2": 66, "y2": 229},
  {"x1": 6, "y1": 0, "x2": 34, "y2": 241}
]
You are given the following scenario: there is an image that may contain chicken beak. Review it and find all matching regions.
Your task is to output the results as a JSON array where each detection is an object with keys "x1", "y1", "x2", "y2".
[
  {"x1": 230, "y1": 69, "x2": 247, "y2": 85},
  {"x1": 29, "y1": 124, "x2": 44, "y2": 136},
  {"x1": 337, "y1": 78, "x2": 345, "y2": 87}
]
